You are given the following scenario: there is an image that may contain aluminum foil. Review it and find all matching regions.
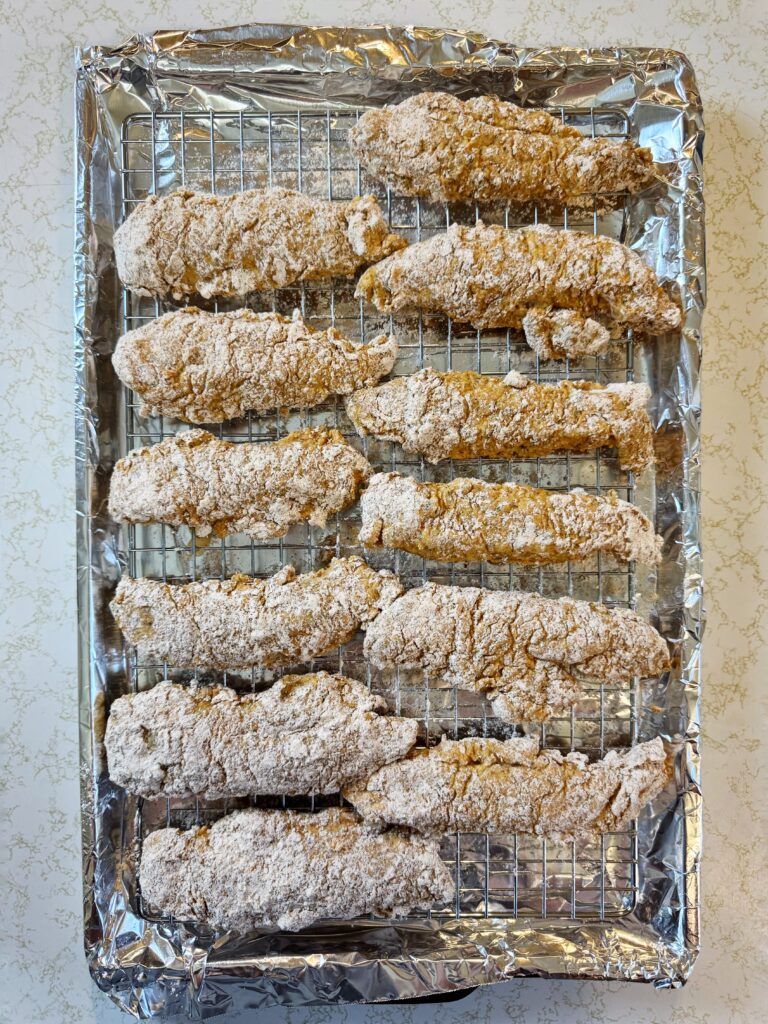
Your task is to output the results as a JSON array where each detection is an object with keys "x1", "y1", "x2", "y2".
[{"x1": 75, "y1": 23, "x2": 704, "y2": 1018}]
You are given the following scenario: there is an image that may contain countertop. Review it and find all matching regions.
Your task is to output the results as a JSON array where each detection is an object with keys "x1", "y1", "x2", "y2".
[{"x1": 0, "y1": 2, "x2": 766, "y2": 1022}]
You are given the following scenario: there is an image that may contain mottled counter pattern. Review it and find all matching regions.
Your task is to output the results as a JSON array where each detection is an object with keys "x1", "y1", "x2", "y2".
[{"x1": 0, "y1": 2, "x2": 765, "y2": 1022}]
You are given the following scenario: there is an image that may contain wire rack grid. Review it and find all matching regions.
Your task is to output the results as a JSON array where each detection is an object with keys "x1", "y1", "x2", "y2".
[{"x1": 116, "y1": 104, "x2": 656, "y2": 926}]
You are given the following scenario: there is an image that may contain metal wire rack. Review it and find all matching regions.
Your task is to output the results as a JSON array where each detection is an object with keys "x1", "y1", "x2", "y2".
[{"x1": 116, "y1": 105, "x2": 655, "y2": 926}]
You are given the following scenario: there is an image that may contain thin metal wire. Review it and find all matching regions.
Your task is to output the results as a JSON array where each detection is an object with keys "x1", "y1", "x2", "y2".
[{"x1": 119, "y1": 106, "x2": 643, "y2": 925}]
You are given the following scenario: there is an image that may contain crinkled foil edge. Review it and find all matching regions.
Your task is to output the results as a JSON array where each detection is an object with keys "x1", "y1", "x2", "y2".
[{"x1": 75, "y1": 22, "x2": 704, "y2": 1018}]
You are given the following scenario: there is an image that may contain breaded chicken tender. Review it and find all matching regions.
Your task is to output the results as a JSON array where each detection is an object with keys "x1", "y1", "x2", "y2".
[
  {"x1": 344, "y1": 736, "x2": 671, "y2": 838},
  {"x1": 140, "y1": 807, "x2": 454, "y2": 932},
  {"x1": 356, "y1": 223, "x2": 681, "y2": 357},
  {"x1": 350, "y1": 92, "x2": 655, "y2": 205},
  {"x1": 114, "y1": 307, "x2": 398, "y2": 423},
  {"x1": 346, "y1": 369, "x2": 654, "y2": 472},
  {"x1": 359, "y1": 472, "x2": 662, "y2": 566},
  {"x1": 105, "y1": 675, "x2": 417, "y2": 799},
  {"x1": 364, "y1": 582, "x2": 669, "y2": 722},
  {"x1": 109, "y1": 428, "x2": 371, "y2": 539},
  {"x1": 111, "y1": 557, "x2": 402, "y2": 670},
  {"x1": 115, "y1": 187, "x2": 406, "y2": 299}
]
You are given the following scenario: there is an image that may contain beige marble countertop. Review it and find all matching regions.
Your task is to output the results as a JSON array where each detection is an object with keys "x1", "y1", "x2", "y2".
[{"x1": 1, "y1": 2, "x2": 766, "y2": 1021}]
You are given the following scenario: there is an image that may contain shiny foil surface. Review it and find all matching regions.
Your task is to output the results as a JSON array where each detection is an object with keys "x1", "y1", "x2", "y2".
[{"x1": 74, "y1": 23, "x2": 704, "y2": 1018}]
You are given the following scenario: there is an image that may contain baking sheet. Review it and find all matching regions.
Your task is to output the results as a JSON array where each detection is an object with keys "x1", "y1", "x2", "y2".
[{"x1": 75, "y1": 23, "x2": 704, "y2": 1018}]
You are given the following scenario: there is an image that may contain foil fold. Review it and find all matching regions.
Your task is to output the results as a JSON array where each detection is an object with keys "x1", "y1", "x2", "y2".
[{"x1": 75, "y1": 22, "x2": 704, "y2": 1017}]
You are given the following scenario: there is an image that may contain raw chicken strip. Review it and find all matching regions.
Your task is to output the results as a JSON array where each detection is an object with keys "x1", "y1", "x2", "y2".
[
  {"x1": 111, "y1": 557, "x2": 402, "y2": 670},
  {"x1": 364, "y1": 582, "x2": 669, "y2": 722},
  {"x1": 105, "y1": 675, "x2": 418, "y2": 799},
  {"x1": 114, "y1": 187, "x2": 406, "y2": 300},
  {"x1": 140, "y1": 807, "x2": 454, "y2": 932},
  {"x1": 344, "y1": 736, "x2": 671, "y2": 838},
  {"x1": 346, "y1": 368, "x2": 654, "y2": 472},
  {"x1": 113, "y1": 307, "x2": 398, "y2": 423},
  {"x1": 108, "y1": 427, "x2": 371, "y2": 539}
]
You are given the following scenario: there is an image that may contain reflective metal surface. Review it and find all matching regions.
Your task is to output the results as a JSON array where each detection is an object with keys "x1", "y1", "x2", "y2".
[{"x1": 75, "y1": 23, "x2": 704, "y2": 1017}]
